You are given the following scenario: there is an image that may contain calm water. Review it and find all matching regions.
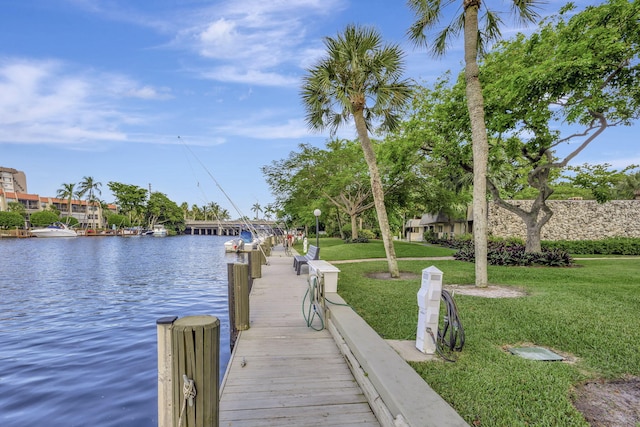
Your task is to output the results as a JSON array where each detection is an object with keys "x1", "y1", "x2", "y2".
[{"x1": 0, "y1": 235, "x2": 240, "y2": 427}]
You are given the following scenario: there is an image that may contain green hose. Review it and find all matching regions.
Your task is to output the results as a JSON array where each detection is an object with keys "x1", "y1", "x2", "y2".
[{"x1": 302, "y1": 274, "x2": 324, "y2": 331}]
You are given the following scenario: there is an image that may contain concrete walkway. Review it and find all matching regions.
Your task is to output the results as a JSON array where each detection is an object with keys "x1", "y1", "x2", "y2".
[{"x1": 219, "y1": 245, "x2": 380, "y2": 426}]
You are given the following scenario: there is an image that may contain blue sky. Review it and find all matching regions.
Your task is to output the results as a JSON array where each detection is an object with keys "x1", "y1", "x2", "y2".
[{"x1": 1, "y1": 0, "x2": 634, "y2": 219}]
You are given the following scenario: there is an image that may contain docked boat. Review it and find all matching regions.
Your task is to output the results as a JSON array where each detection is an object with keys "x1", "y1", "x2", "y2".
[
  {"x1": 224, "y1": 230, "x2": 265, "y2": 252},
  {"x1": 151, "y1": 224, "x2": 168, "y2": 237},
  {"x1": 30, "y1": 222, "x2": 78, "y2": 238},
  {"x1": 224, "y1": 237, "x2": 244, "y2": 252}
]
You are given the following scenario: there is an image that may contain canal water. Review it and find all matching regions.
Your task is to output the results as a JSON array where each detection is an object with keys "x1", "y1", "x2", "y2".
[{"x1": 0, "y1": 235, "x2": 239, "y2": 426}]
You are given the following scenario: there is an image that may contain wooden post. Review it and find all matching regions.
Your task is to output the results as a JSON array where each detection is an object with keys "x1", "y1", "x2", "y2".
[
  {"x1": 249, "y1": 250, "x2": 262, "y2": 279},
  {"x1": 171, "y1": 315, "x2": 220, "y2": 427},
  {"x1": 233, "y1": 263, "x2": 250, "y2": 331},
  {"x1": 261, "y1": 243, "x2": 271, "y2": 257},
  {"x1": 157, "y1": 316, "x2": 178, "y2": 427},
  {"x1": 227, "y1": 263, "x2": 238, "y2": 350}
]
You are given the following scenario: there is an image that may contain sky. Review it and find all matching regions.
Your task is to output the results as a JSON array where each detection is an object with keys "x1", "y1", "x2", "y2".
[{"x1": 1, "y1": 0, "x2": 635, "y2": 219}]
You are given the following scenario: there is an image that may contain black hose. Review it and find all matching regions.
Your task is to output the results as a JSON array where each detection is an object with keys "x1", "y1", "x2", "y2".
[{"x1": 435, "y1": 289, "x2": 465, "y2": 362}]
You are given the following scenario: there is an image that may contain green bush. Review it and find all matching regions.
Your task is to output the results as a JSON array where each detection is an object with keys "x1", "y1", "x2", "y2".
[
  {"x1": 542, "y1": 237, "x2": 640, "y2": 255},
  {"x1": 60, "y1": 216, "x2": 79, "y2": 226},
  {"x1": 344, "y1": 237, "x2": 370, "y2": 244},
  {"x1": 29, "y1": 210, "x2": 60, "y2": 227},
  {"x1": 454, "y1": 240, "x2": 573, "y2": 267},
  {"x1": 0, "y1": 211, "x2": 25, "y2": 229},
  {"x1": 106, "y1": 213, "x2": 131, "y2": 228},
  {"x1": 359, "y1": 229, "x2": 377, "y2": 239}
]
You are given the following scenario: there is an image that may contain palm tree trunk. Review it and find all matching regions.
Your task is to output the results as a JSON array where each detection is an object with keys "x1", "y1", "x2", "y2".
[
  {"x1": 464, "y1": 1, "x2": 489, "y2": 287},
  {"x1": 353, "y1": 111, "x2": 400, "y2": 278}
]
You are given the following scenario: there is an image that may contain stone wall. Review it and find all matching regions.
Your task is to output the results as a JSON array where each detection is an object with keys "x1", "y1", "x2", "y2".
[{"x1": 488, "y1": 200, "x2": 640, "y2": 241}]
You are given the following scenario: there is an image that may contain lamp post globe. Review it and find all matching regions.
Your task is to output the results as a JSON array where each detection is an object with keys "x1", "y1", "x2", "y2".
[{"x1": 313, "y1": 209, "x2": 321, "y2": 247}]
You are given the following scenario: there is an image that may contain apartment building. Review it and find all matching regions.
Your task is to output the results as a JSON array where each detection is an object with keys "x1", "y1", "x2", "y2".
[{"x1": 0, "y1": 167, "x2": 115, "y2": 228}]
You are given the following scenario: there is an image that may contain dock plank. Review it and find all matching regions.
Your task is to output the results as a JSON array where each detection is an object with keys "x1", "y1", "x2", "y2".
[{"x1": 219, "y1": 248, "x2": 380, "y2": 426}]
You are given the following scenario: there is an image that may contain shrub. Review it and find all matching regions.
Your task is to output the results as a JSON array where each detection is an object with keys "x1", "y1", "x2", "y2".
[
  {"x1": 453, "y1": 240, "x2": 573, "y2": 267},
  {"x1": 60, "y1": 216, "x2": 79, "y2": 226},
  {"x1": 344, "y1": 237, "x2": 370, "y2": 244},
  {"x1": 543, "y1": 237, "x2": 640, "y2": 255},
  {"x1": 359, "y1": 229, "x2": 377, "y2": 239},
  {"x1": 29, "y1": 210, "x2": 60, "y2": 227},
  {"x1": 106, "y1": 214, "x2": 131, "y2": 228},
  {"x1": 0, "y1": 211, "x2": 25, "y2": 229}
]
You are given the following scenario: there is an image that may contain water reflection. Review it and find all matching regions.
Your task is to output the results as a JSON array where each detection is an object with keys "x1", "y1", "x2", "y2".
[{"x1": 0, "y1": 235, "x2": 232, "y2": 427}]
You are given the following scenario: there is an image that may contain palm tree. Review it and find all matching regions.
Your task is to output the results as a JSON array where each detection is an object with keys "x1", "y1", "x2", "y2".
[
  {"x1": 251, "y1": 202, "x2": 262, "y2": 220},
  {"x1": 302, "y1": 24, "x2": 413, "y2": 278},
  {"x1": 57, "y1": 183, "x2": 78, "y2": 223},
  {"x1": 264, "y1": 204, "x2": 275, "y2": 221},
  {"x1": 407, "y1": 0, "x2": 541, "y2": 287},
  {"x1": 191, "y1": 204, "x2": 201, "y2": 220},
  {"x1": 78, "y1": 176, "x2": 102, "y2": 228},
  {"x1": 616, "y1": 171, "x2": 640, "y2": 200}
]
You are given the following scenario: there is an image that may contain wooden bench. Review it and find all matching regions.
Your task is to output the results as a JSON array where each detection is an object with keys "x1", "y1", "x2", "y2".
[{"x1": 293, "y1": 245, "x2": 320, "y2": 275}]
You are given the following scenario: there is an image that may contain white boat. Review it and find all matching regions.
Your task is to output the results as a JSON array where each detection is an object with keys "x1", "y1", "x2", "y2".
[
  {"x1": 30, "y1": 222, "x2": 78, "y2": 238},
  {"x1": 151, "y1": 224, "x2": 168, "y2": 237},
  {"x1": 224, "y1": 238, "x2": 244, "y2": 252}
]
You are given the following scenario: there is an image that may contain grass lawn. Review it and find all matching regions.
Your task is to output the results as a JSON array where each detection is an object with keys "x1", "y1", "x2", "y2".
[
  {"x1": 308, "y1": 239, "x2": 640, "y2": 426},
  {"x1": 298, "y1": 237, "x2": 456, "y2": 260}
]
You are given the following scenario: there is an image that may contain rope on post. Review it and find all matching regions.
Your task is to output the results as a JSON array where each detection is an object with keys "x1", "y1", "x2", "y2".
[{"x1": 178, "y1": 374, "x2": 197, "y2": 427}]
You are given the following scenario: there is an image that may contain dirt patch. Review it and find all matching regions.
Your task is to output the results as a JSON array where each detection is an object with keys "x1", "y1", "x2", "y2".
[
  {"x1": 445, "y1": 284, "x2": 527, "y2": 298},
  {"x1": 366, "y1": 273, "x2": 527, "y2": 299},
  {"x1": 573, "y1": 376, "x2": 640, "y2": 426},
  {"x1": 366, "y1": 271, "x2": 420, "y2": 280}
]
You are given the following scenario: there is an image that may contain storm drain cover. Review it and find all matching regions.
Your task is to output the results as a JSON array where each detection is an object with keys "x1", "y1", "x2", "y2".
[{"x1": 508, "y1": 347, "x2": 564, "y2": 361}]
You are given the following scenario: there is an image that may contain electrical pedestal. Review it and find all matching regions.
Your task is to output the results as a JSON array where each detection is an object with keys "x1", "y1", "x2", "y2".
[{"x1": 416, "y1": 266, "x2": 443, "y2": 354}]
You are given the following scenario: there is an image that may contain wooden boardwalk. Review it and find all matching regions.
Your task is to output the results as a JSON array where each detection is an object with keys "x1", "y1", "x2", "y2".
[{"x1": 219, "y1": 246, "x2": 380, "y2": 427}]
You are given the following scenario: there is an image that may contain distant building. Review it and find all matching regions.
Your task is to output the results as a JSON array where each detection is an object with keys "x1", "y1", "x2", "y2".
[
  {"x1": 0, "y1": 166, "x2": 116, "y2": 228},
  {"x1": 406, "y1": 200, "x2": 640, "y2": 242},
  {"x1": 0, "y1": 167, "x2": 27, "y2": 193}
]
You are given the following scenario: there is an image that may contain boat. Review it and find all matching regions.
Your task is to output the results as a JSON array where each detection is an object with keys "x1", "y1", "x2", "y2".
[
  {"x1": 151, "y1": 224, "x2": 168, "y2": 237},
  {"x1": 30, "y1": 222, "x2": 78, "y2": 238},
  {"x1": 224, "y1": 237, "x2": 244, "y2": 252},
  {"x1": 224, "y1": 230, "x2": 267, "y2": 253}
]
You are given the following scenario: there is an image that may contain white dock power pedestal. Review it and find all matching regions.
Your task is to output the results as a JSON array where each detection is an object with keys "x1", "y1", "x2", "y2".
[{"x1": 416, "y1": 266, "x2": 443, "y2": 354}]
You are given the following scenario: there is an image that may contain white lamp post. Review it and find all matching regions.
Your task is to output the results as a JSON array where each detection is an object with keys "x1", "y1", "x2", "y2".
[{"x1": 313, "y1": 209, "x2": 321, "y2": 247}]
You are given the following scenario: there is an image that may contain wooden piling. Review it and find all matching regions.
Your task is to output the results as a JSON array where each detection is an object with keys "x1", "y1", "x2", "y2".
[
  {"x1": 232, "y1": 263, "x2": 250, "y2": 332},
  {"x1": 171, "y1": 315, "x2": 220, "y2": 427},
  {"x1": 249, "y1": 250, "x2": 262, "y2": 278},
  {"x1": 227, "y1": 263, "x2": 238, "y2": 350},
  {"x1": 157, "y1": 316, "x2": 178, "y2": 427}
]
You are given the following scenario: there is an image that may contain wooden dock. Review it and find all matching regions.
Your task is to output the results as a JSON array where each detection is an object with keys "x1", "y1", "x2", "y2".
[{"x1": 219, "y1": 246, "x2": 380, "y2": 427}]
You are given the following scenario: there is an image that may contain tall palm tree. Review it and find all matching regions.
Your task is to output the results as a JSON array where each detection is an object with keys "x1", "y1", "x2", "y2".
[
  {"x1": 78, "y1": 176, "x2": 102, "y2": 228},
  {"x1": 57, "y1": 183, "x2": 78, "y2": 223},
  {"x1": 407, "y1": 0, "x2": 541, "y2": 287},
  {"x1": 302, "y1": 24, "x2": 413, "y2": 278},
  {"x1": 251, "y1": 202, "x2": 262, "y2": 220},
  {"x1": 616, "y1": 171, "x2": 640, "y2": 200}
]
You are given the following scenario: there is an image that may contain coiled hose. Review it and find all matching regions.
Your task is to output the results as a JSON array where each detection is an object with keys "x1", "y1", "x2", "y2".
[
  {"x1": 435, "y1": 289, "x2": 465, "y2": 362},
  {"x1": 302, "y1": 274, "x2": 324, "y2": 331}
]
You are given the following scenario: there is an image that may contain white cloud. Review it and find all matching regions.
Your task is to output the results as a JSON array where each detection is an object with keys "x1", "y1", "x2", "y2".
[
  {"x1": 201, "y1": 67, "x2": 299, "y2": 87},
  {"x1": 170, "y1": 0, "x2": 346, "y2": 86},
  {"x1": 0, "y1": 57, "x2": 165, "y2": 144},
  {"x1": 214, "y1": 117, "x2": 313, "y2": 140}
]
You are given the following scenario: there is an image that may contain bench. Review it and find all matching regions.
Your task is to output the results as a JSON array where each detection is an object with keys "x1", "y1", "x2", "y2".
[{"x1": 293, "y1": 245, "x2": 320, "y2": 275}]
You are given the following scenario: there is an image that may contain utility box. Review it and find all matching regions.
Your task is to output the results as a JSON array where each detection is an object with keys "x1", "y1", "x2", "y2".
[{"x1": 416, "y1": 266, "x2": 443, "y2": 354}]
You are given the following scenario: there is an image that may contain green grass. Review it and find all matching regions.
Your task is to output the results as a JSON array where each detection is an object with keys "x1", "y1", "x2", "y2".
[
  {"x1": 295, "y1": 237, "x2": 456, "y2": 260},
  {"x1": 322, "y1": 239, "x2": 640, "y2": 426}
]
